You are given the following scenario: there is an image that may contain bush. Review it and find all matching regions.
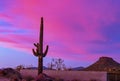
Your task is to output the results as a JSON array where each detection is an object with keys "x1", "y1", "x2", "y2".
[
  {"x1": 89, "y1": 79, "x2": 98, "y2": 81},
  {"x1": 22, "y1": 75, "x2": 35, "y2": 81},
  {"x1": 71, "y1": 79, "x2": 81, "y2": 81}
]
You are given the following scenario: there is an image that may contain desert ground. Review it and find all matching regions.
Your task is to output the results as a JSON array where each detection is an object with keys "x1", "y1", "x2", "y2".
[{"x1": 20, "y1": 69, "x2": 107, "y2": 81}]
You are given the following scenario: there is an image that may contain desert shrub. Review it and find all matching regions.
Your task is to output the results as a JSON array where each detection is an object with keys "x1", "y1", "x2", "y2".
[
  {"x1": 16, "y1": 65, "x2": 25, "y2": 72},
  {"x1": 89, "y1": 79, "x2": 98, "y2": 81},
  {"x1": 22, "y1": 75, "x2": 35, "y2": 81},
  {"x1": 54, "y1": 77, "x2": 64, "y2": 81},
  {"x1": 71, "y1": 79, "x2": 81, "y2": 81},
  {"x1": 48, "y1": 58, "x2": 66, "y2": 70}
]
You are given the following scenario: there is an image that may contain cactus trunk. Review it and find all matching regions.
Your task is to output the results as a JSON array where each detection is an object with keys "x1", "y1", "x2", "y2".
[
  {"x1": 40, "y1": 17, "x2": 43, "y2": 54},
  {"x1": 38, "y1": 17, "x2": 43, "y2": 74},
  {"x1": 38, "y1": 56, "x2": 43, "y2": 74},
  {"x1": 32, "y1": 17, "x2": 49, "y2": 75}
]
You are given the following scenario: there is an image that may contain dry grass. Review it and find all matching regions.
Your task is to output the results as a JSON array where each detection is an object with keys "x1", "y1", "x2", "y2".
[{"x1": 20, "y1": 69, "x2": 106, "y2": 81}]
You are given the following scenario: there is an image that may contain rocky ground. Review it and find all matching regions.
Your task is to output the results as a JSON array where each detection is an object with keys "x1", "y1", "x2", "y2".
[{"x1": 0, "y1": 68, "x2": 65, "y2": 81}]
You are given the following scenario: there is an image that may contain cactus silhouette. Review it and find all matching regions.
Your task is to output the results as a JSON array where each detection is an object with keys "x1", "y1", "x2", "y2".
[{"x1": 32, "y1": 17, "x2": 49, "y2": 75}]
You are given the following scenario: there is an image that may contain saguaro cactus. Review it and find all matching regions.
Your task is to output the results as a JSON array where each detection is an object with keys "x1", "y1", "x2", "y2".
[{"x1": 32, "y1": 17, "x2": 49, "y2": 75}]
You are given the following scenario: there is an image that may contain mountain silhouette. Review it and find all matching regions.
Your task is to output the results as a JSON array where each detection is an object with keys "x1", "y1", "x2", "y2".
[
  {"x1": 84, "y1": 56, "x2": 120, "y2": 72},
  {"x1": 71, "y1": 67, "x2": 84, "y2": 71}
]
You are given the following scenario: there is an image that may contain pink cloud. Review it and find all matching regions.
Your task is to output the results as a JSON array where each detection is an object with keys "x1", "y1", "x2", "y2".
[
  {"x1": 0, "y1": 0, "x2": 120, "y2": 62},
  {"x1": 0, "y1": 13, "x2": 12, "y2": 22}
]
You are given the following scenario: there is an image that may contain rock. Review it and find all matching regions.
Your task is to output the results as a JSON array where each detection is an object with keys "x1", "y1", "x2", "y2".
[
  {"x1": 54, "y1": 78, "x2": 64, "y2": 81},
  {"x1": 35, "y1": 73, "x2": 54, "y2": 81},
  {"x1": 22, "y1": 75, "x2": 35, "y2": 81},
  {"x1": 84, "y1": 56, "x2": 120, "y2": 72},
  {"x1": 0, "y1": 78, "x2": 9, "y2": 81},
  {"x1": 1, "y1": 68, "x2": 22, "y2": 81},
  {"x1": 0, "y1": 69, "x2": 3, "y2": 76}
]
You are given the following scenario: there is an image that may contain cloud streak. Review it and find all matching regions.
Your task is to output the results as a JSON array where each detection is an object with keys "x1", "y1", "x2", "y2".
[{"x1": 0, "y1": 0, "x2": 120, "y2": 66}]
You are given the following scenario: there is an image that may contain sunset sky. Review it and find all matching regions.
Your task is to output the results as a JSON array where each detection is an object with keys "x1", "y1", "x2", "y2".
[{"x1": 0, "y1": 0, "x2": 120, "y2": 68}]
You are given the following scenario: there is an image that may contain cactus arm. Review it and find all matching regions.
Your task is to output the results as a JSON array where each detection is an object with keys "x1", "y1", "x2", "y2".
[
  {"x1": 34, "y1": 43, "x2": 37, "y2": 47},
  {"x1": 34, "y1": 43, "x2": 40, "y2": 47},
  {"x1": 43, "y1": 45, "x2": 49, "y2": 57},
  {"x1": 32, "y1": 49, "x2": 39, "y2": 56}
]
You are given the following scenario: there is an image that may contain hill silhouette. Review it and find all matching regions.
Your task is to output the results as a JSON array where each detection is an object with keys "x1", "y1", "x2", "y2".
[{"x1": 84, "y1": 56, "x2": 120, "y2": 72}]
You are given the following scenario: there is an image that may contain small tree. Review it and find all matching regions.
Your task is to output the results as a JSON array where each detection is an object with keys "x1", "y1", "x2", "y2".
[
  {"x1": 48, "y1": 58, "x2": 65, "y2": 70},
  {"x1": 16, "y1": 65, "x2": 25, "y2": 71},
  {"x1": 62, "y1": 64, "x2": 67, "y2": 70},
  {"x1": 55, "y1": 58, "x2": 64, "y2": 70},
  {"x1": 47, "y1": 59, "x2": 55, "y2": 70}
]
